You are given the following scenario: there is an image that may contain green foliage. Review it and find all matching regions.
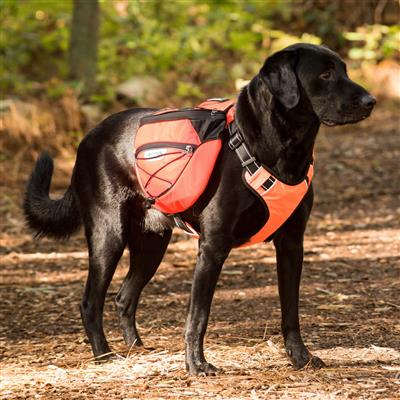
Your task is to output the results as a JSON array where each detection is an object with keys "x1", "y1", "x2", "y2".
[
  {"x1": 344, "y1": 25, "x2": 400, "y2": 64},
  {"x1": 0, "y1": 0, "x2": 71, "y2": 94},
  {"x1": 1, "y1": 0, "x2": 398, "y2": 105},
  {"x1": 96, "y1": 0, "x2": 279, "y2": 102}
]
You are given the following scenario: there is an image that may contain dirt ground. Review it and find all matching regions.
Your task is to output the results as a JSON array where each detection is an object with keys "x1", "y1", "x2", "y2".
[{"x1": 1, "y1": 101, "x2": 399, "y2": 399}]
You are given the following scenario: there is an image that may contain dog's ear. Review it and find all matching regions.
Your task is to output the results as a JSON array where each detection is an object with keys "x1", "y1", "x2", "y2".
[{"x1": 259, "y1": 50, "x2": 299, "y2": 109}]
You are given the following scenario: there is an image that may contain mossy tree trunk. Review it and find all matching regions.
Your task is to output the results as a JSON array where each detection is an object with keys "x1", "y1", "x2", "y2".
[{"x1": 69, "y1": 0, "x2": 99, "y2": 96}]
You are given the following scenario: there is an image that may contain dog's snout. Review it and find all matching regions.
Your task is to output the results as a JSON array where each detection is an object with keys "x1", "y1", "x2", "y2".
[{"x1": 359, "y1": 94, "x2": 376, "y2": 109}]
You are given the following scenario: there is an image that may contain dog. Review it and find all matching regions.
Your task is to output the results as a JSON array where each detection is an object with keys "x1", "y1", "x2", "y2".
[{"x1": 24, "y1": 43, "x2": 375, "y2": 375}]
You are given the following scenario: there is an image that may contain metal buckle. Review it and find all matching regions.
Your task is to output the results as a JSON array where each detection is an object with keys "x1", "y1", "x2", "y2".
[
  {"x1": 228, "y1": 131, "x2": 243, "y2": 150},
  {"x1": 241, "y1": 157, "x2": 257, "y2": 167}
]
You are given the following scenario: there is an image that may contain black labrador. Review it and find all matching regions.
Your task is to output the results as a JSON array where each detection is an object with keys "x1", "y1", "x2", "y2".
[{"x1": 24, "y1": 43, "x2": 375, "y2": 375}]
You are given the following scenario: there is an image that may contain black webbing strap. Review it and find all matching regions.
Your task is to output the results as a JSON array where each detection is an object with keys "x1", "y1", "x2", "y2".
[
  {"x1": 228, "y1": 123, "x2": 259, "y2": 174},
  {"x1": 173, "y1": 214, "x2": 198, "y2": 235},
  {"x1": 228, "y1": 123, "x2": 276, "y2": 191},
  {"x1": 261, "y1": 175, "x2": 276, "y2": 191}
]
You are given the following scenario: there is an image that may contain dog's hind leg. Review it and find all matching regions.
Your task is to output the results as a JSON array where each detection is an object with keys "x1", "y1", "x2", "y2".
[
  {"x1": 80, "y1": 208, "x2": 127, "y2": 360},
  {"x1": 116, "y1": 226, "x2": 172, "y2": 349}
]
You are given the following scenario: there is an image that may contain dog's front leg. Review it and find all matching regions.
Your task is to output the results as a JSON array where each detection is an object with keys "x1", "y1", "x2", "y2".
[
  {"x1": 185, "y1": 238, "x2": 231, "y2": 376},
  {"x1": 273, "y1": 203, "x2": 326, "y2": 370}
]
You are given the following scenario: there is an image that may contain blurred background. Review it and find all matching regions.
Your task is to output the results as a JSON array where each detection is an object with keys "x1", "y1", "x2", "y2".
[{"x1": 1, "y1": 0, "x2": 399, "y2": 163}]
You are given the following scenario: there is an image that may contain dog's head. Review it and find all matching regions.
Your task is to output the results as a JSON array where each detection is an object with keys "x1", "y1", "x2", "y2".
[{"x1": 259, "y1": 43, "x2": 376, "y2": 126}]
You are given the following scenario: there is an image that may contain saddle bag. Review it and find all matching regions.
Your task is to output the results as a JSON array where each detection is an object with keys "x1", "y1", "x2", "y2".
[{"x1": 134, "y1": 99, "x2": 234, "y2": 214}]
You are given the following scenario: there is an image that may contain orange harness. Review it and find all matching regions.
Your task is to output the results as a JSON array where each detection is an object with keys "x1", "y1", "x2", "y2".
[
  {"x1": 227, "y1": 122, "x2": 313, "y2": 246},
  {"x1": 135, "y1": 99, "x2": 313, "y2": 246}
]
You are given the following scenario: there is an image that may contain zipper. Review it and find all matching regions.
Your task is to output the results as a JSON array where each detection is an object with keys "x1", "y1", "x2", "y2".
[
  {"x1": 135, "y1": 141, "x2": 198, "y2": 156},
  {"x1": 140, "y1": 109, "x2": 226, "y2": 126}
]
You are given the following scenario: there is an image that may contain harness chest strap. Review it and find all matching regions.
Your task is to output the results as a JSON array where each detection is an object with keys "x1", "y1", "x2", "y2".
[
  {"x1": 242, "y1": 163, "x2": 313, "y2": 246},
  {"x1": 228, "y1": 122, "x2": 313, "y2": 247}
]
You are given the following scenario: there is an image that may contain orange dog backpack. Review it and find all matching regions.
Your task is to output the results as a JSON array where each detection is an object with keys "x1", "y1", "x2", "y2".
[
  {"x1": 134, "y1": 99, "x2": 234, "y2": 214},
  {"x1": 135, "y1": 98, "x2": 313, "y2": 246}
]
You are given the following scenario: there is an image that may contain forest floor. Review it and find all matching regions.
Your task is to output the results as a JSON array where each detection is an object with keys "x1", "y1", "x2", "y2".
[{"x1": 1, "y1": 100, "x2": 399, "y2": 399}]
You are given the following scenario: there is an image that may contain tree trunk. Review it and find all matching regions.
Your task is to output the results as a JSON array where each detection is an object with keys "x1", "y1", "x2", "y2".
[{"x1": 69, "y1": 0, "x2": 99, "y2": 96}]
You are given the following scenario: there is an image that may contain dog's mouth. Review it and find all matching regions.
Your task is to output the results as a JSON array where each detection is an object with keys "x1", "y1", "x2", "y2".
[
  {"x1": 321, "y1": 119, "x2": 337, "y2": 126},
  {"x1": 321, "y1": 112, "x2": 372, "y2": 127}
]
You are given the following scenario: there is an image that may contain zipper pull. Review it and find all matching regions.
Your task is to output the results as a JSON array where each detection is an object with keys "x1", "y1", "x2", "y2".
[{"x1": 185, "y1": 145, "x2": 193, "y2": 153}]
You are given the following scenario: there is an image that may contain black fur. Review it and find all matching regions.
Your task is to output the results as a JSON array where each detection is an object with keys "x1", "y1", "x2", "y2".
[
  {"x1": 24, "y1": 152, "x2": 81, "y2": 239},
  {"x1": 24, "y1": 44, "x2": 375, "y2": 374}
]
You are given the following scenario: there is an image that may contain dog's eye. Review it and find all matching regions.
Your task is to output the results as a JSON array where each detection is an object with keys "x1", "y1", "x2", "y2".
[{"x1": 319, "y1": 70, "x2": 334, "y2": 80}]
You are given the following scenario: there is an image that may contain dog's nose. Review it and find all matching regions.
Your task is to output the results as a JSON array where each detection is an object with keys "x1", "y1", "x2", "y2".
[{"x1": 359, "y1": 94, "x2": 376, "y2": 109}]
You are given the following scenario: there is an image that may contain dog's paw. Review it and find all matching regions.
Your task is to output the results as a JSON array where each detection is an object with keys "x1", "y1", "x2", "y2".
[
  {"x1": 285, "y1": 334, "x2": 326, "y2": 370},
  {"x1": 288, "y1": 347, "x2": 326, "y2": 370},
  {"x1": 121, "y1": 325, "x2": 144, "y2": 348},
  {"x1": 309, "y1": 355, "x2": 326, "y2": 369},
  {"x1": 288, "y1": 346, "x2": 309, "y2": 370},
  {"x1": 124, "y1": 334, "x2": 143, "y2": 348},
  {"x1": 187, "y1": 361, "x2": 220, "y2": 376}
]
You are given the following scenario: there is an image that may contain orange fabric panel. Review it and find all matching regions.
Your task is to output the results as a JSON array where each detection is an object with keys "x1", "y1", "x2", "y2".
[
  {"x1": 151, "y1": 108, "x2": 178, "y2": 116},
  {"x1": 197, "y1": 99, "x2": 234, "y2": 111},
  {"x1": 152, "y1": 140, "x2": 222, "y2": 214},
  {"x1": 226, "y1": 107, "x2": 235, "y2": 124},
  {"x1": 135, "y1": 149, "x2": 192, "y2": 199},
  {"x1": 240, "y1": 164, "x2": 313, "y2": 247},
  {"x1": 135, "y1": 120, "x2": 201, "y2": 199},
  {"x1": 135, "y1": 119, "x2": 201, "y2": 149}
]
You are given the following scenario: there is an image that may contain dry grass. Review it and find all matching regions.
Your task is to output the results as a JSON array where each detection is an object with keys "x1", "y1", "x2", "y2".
[
  {"x1": 0, "y1": 92, "x2": 88, "y2": 188},
  {"x1": 1, "y1": 343, "x2": 399, "y2": 399}
]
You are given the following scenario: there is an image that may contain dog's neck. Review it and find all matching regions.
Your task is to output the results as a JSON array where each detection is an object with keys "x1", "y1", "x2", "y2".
[{"x1": 235, "y1": 76, "x2": 320, "y2": 183}]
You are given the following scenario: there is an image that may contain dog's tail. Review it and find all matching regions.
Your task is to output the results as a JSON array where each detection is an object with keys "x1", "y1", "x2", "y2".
[{"x1": 23, "y1": 152, "x2": 82, "y2": 239}]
